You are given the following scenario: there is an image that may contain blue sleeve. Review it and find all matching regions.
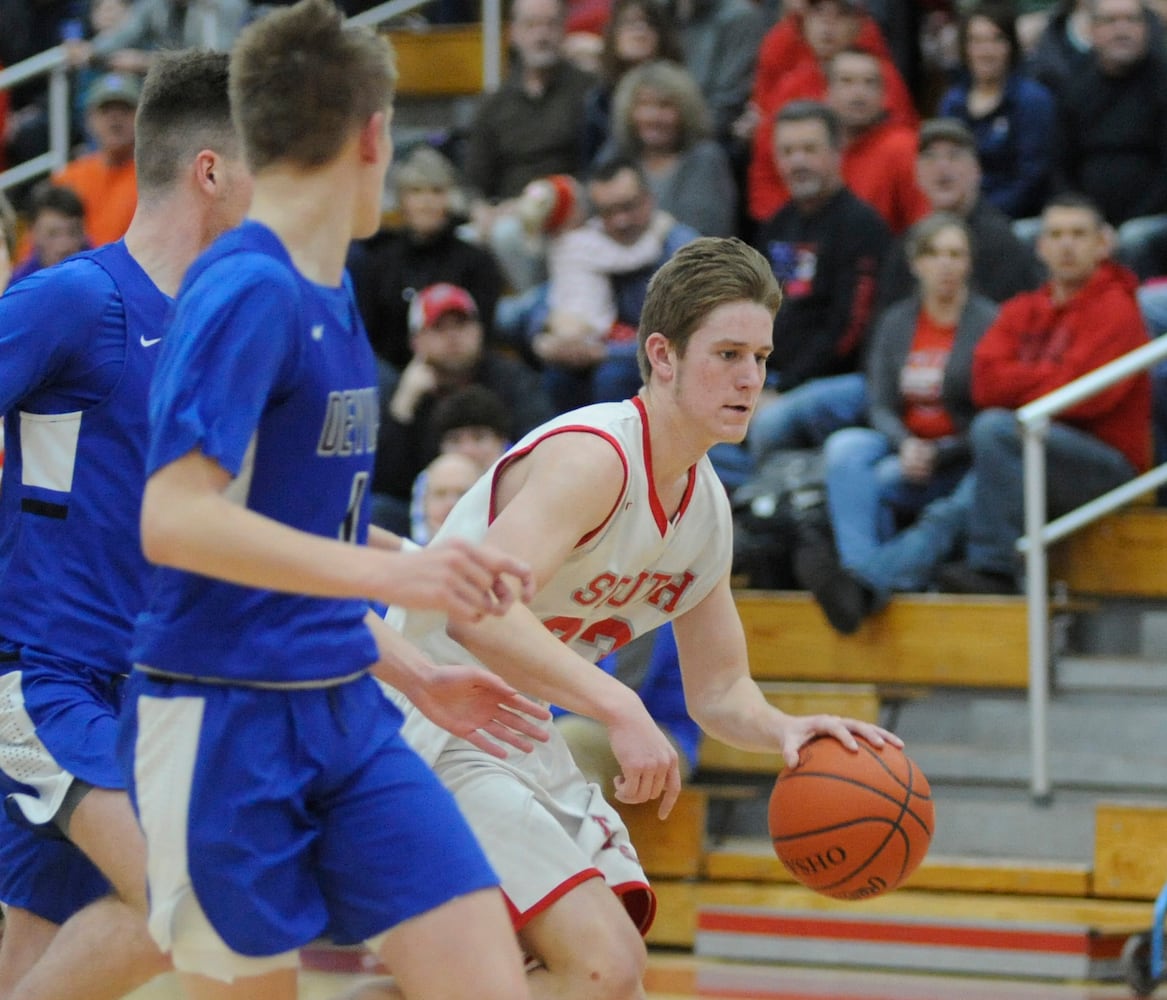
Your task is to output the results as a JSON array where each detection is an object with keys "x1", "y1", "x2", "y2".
[
  {"x1": 0, "y1": 261, "x2": 118, "y2": 414},
  {"x1": 638, "y1": 623, "x2": 702, "y2": 772},
  {"x1": 936, "y1": 86, "x2": 964, "y2": 120},
  {"x1": 991, "y1": 76, "x2": 1056, "y2": 219},
  {"x1": 147, "y1": 254, "x2": 301, "y2": 477}
]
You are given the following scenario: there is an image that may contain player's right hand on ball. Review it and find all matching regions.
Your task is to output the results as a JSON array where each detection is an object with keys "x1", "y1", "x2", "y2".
[
  {"x1": 388, "y1": 539, "x2": 535, "y2": 621},
  {"x1": 607, "y1": 702, "x2": 682, "y2": 820}
]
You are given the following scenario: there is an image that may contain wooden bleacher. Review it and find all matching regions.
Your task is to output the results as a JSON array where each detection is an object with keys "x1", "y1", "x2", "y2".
[
  {"x1": 382, "y1": 23, "x2": 501, "y2": 98},
  {"x1": 1050, "y1": 507, "x2": 1167, "y2": 597}
]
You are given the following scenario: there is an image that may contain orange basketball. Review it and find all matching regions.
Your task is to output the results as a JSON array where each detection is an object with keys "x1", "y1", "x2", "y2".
[{"x1": 768, "y1": 737, "x2": 935, "y2": 900}]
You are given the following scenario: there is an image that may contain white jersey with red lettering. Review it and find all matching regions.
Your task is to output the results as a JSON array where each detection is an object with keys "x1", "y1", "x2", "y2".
[{"x1": 382, "y1": 395, "x2": 732, "y2": 936}]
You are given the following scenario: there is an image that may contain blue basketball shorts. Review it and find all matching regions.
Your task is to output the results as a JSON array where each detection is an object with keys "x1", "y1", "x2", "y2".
[
  {"x1": 0, "y1": 647, "x2": 128, "y2": 827},
  {"x1": 0, "y1": 805, "x2": 111, "y2": 922},
  {"x1": 0, "y1": 645, "x2": 123, "y2": 921},
  {"x1": 120, "y1": 670, "x2": 500, "y2": 962}
]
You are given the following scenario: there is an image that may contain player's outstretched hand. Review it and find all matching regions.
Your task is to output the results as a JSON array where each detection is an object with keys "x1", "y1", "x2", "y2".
[
  {"x1": 777, "y1": 714, "x2": 903, "y2": 771},
  {"x1": 606, "y1": 699, "x2": 683, "y2": 820},
  {"x1": 411, "y1": 664, "x2": 551, "y2": 758},
  {"x1": 387, "y1": 539, "x2": 536, "y2": 621}
]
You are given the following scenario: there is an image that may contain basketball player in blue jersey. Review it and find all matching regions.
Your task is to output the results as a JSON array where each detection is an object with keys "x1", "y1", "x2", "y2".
[
  {"x1": 370, "y1": 237, "x2": 904, "y2": 1000},
  {"x1": 0, "y1": 51, "x2": 253, "y2": 1000},
  {"x1": 120, "y1": 2, "x2": 548, "y2": 998}
]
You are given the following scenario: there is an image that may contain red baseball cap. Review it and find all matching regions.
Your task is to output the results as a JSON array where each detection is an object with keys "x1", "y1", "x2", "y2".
[{"x1": 408, "y1": 283, "x2": 479, "y2": 335}]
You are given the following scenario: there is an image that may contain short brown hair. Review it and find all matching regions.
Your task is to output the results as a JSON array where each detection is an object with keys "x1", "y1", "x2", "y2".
[
  {"x1": 135, "y1": 50, "x2": 236, "y2": 194},
  {"x1": 637, "y1": 237, "x2": 782, "y2": 381},
  {"x1": 230, "y1": 0, "x2": 397, "y2": 172}
]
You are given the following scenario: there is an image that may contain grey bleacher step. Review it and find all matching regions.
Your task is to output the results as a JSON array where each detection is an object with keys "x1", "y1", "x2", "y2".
[
  {"x1": 890, "y1": 687, "x2": 1167, "y2": 755},
  {"x1": 1058, "y1": 654, "x2": 1167, "y2": 694},
  {"x1": 707, "y1": 783, "x2": 1108, "y2": 862},
  {"x1": 920, "y1": 787, "x2": 1099, "y2": 861},
  {"x1": 904, "y1": 742, "x2": 1167, "y2": 794}
]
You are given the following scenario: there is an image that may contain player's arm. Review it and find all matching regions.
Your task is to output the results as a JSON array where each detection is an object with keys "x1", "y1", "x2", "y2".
[
  {"x1": 0, "y1": 265, "x2": 111, "y2": 414},
  {"x1": 364, "y1": 610, "x2": 550, "y2": 757},
  {"x1": 367, "y1": 525, "x2": 405, "y2": 551},
  {"x1": 140, "y1": 449, "x2": 533, "y2": 622},
  {"x1": 671, "y1": 575, "x2": 902, "y2": 769},
  {"x1": 443, "y1": 432, "x2": 683, "y2": 816}
]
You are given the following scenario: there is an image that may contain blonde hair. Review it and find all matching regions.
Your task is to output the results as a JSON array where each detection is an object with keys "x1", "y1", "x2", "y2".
[
  {"x1": 610, "y1": 60, "x2": 711, "y2": 155},
  {"x1": 0, "y1": 191, "x2": 18, "y2": 262},
  {"x1": 637, "y1": 237, "x2": 782, "y2": 381},
  {"x1": 393, "y1": 145, "x2": 460, "y2": 194}
]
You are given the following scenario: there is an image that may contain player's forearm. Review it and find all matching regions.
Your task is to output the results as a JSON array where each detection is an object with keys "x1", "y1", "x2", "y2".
[
  {"x1": 141, "y1": 474, "x2": 396, "y2": 602},
  {"x1": 688, "y1": 673, "x2": 786, "y2": 754},
  {"x1": 447, "y1": 607, "x2": 641, "y2": 725},
  {"x1": 364, "y1": 611, "x2": 436, "y2": 691}
]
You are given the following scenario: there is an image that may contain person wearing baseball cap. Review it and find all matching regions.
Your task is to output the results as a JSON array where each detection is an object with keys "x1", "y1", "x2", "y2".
[
  {"x1": 349, "y1": 144, "x2": 504, "y2": 372},
  {"x1": 877, "y1": 116, "x2": 1042, "y2": 310},
  {"x1": 84, "y1": 71, "x2": 142, "y2": 110},
  {"x1": 407, "y1": 282, "x2": 480, "y2": 338},
  {"x1": 374, "y1": 283, "x2": 553, "y2": 533},
  {"x1": 51, "y1": 72, "x2": 140, "y2": 248}
]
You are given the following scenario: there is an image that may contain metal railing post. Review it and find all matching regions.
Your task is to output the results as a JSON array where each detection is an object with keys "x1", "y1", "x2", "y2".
[
  {"x1": 481, "y1": 0, "x2": 502, "y2": 91},
  {"x1": 1020, "y1": 417, "x2": 1052, "y2": 802},
  {"x1": 47, "y1": 64, "x2": 71, "y2": 175}
]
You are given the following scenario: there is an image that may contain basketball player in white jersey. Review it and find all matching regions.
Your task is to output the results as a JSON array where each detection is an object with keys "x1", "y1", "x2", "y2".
[{"x1": 374, "y1": 236, "x2": 902, "y2": 1000}]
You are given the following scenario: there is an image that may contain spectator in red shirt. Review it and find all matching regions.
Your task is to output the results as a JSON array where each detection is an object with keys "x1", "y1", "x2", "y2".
[
  {"x1": 743, "y1": 0, "x2": 917, "y2": 223},
  {"x1": 939, "y1": 192, "x2": 1151, "y2": 592},
  {"x1": 827, "y1": 47, "x2": 929, "y2": 234}
]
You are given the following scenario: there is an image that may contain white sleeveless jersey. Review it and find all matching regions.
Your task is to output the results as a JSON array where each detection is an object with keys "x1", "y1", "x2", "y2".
[
  {"x1": 398, "y1": 397, "x2": 733, "y2": 675},
  {"x1": 383, "y1": 398, "x2": 733, "y2": 924}
]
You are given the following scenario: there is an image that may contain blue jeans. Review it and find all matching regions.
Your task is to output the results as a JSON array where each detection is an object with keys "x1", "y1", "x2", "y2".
[
  {"x1": 965, "y1": 408, "x2": 1137, "y2": 576},
  {"x1": 541, "y1": 343, "x2": 642, "y2": 414},
  {"x1": 824, "y1": 427, "x2": 969, "y2": 598},
  {"x1": 748, "y1": 373, "x2": 867, "y2": 462}
]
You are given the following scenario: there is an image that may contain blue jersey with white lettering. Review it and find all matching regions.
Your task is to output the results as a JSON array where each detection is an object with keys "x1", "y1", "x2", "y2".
[
  {"x1": 0, "y1": 243, "x2": 170, "y2": 676},
  {"x1": 132, "y1": 221, "x2": 380, "y2": 683}
]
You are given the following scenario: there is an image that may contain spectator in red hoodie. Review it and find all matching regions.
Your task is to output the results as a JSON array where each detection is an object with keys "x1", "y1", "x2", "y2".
[
  {"x1": 937, "y1": 191, "x2": 1151, "y2": 593},
  {"x1": 742, "y1": 0, "x2": 917, "y2": 223},
  {"x1": 826, "y1": 47, "x2": 929, "y2": 234}
]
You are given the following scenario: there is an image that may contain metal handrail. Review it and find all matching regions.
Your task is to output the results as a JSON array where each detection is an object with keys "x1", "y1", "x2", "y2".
[
  {"x1": 0, "y1": 48, "x2": 72, "y2": 192},
  {"x1": 1016, "y1": 333, "x2": 1167, "y2": 800},
  {"x1": 0, "y1": 0, "x2": 501, "y2": 194}
]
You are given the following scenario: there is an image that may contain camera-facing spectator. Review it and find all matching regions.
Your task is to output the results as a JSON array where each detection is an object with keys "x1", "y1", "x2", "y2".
[
  {"x1": 348, "y1": 145, "x2": 503, "y2": 371},
  {"x1": 52, "y1": 72, "x2": 138, "y2": 249},
  {"x1": 597, "y1": 60, "x2": 738, "y2": 237},
  {"x1": 8, "y1": 183, "x2": 88, "y2": 286},
  {"x1": 939, "y1": 2, "x2": 1056, "y2": 220}
]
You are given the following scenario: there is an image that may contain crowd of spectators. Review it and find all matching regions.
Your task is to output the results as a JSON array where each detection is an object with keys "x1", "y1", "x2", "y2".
[{"x1": 2, "y1": 0, "x2": 1164, "y2": 607}]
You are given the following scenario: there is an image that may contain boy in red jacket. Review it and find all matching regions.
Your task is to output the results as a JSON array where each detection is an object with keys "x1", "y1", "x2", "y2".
[{"x1": 938, "y1": 191, "x2": 1151, "y2": 592}]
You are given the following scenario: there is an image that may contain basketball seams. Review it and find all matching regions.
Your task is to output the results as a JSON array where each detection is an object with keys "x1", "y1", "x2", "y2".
[
  {"x1": 772, "y1": 773, "x2": 934, "y2": 834},
  {"x1": 768, "y1": 739, "x2": 935, "y2": 900}
]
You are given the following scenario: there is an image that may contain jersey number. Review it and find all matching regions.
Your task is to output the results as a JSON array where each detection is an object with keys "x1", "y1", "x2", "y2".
[
  {"x1": 543, "y1": 615, "x2": 633, "y2": 657},
  {"x1": 339, "y1": 472, "x2": 369, "y2": 543}
]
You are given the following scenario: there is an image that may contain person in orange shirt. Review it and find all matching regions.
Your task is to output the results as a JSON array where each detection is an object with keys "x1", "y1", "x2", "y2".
[{"x1": 53, "y1": 72, "x2": 139, "y2": 248}]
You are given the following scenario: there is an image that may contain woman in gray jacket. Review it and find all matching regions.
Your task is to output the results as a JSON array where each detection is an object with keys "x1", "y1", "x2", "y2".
[{"x1": 797, "y1": 212, "x2": 998, "y2": 631}]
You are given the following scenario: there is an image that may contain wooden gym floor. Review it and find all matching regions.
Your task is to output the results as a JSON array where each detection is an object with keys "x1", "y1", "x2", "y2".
[{"x1": 124, "y1": 950, "x2": 1144, "y2": 999}]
